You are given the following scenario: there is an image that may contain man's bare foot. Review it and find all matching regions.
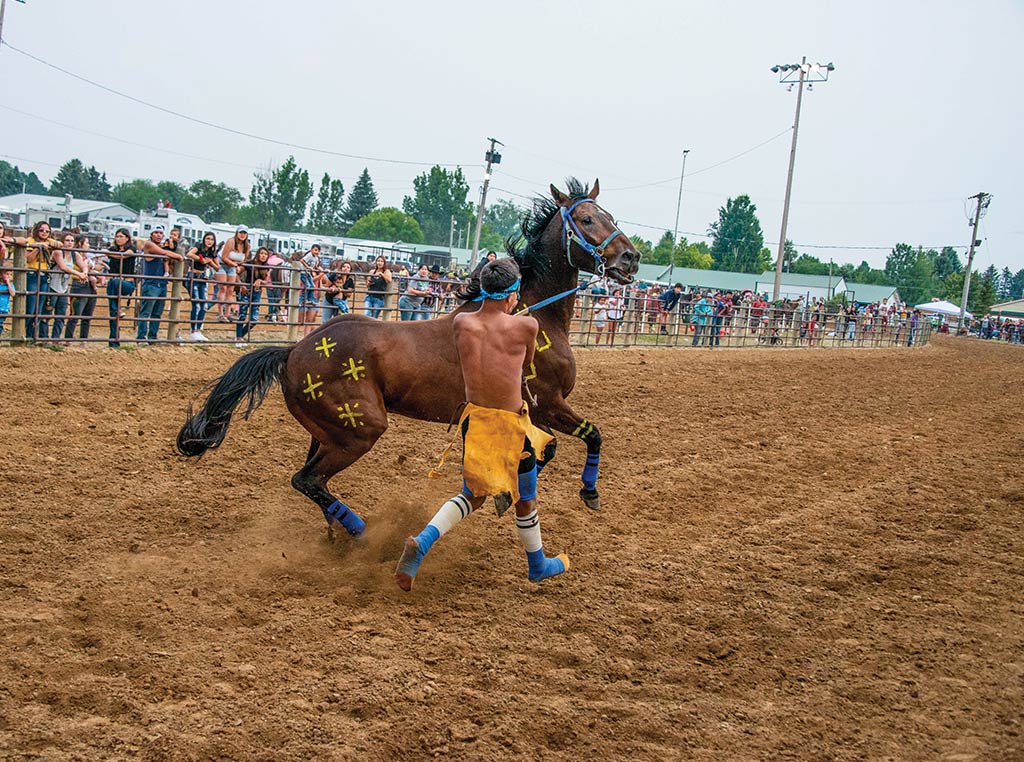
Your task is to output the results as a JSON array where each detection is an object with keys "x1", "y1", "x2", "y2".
[{"x1": 394, "y1": 537, "x2": 424, "y2": 591}]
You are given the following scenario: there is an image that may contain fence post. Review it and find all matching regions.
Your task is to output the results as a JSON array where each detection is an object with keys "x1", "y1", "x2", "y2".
[
  {"x1": 11, "y1": 244, "x2": 27, "y2": 340},
  {"x1": 287, "y1": 266, "x2": 300, "y2": 342},
  {"x1": 165, "y1": 258, "x2": 184, "y2": 341}
]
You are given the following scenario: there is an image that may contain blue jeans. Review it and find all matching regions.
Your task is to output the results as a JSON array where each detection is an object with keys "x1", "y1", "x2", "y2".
[
  {"x1": 692, "y1": 322, "x2": 707, "y2": 346},
  {"x1": 106, "y1": 277, "x2": 136, "y2": 345},
  {"x1": 236, "y1": 290, "x2": 262, "y2": 340},
  {"x1": 136, "y1": 280, "x2": 167, "y2": 341},
  {"x1": 25, "y1": 271, "x2": 52, "y2": 340},
  {"x1": 398, "y1": 296, "x2": 423, "y2": 321},
  {"x1": 50, "y1": 291, "x2": 70, "y2": 339},
  {"x1": 188, "y1": 274, "x2": 208, "y2": 332},
  {"x1": 321, "y1": 296, "x2": 341, "y2": 324},
  {"x1": 364, "y1": 294, "x2": 385, "y2": 319},
  {"x1": 711, "y1": 316, "x2": 723, "y2": 347}
]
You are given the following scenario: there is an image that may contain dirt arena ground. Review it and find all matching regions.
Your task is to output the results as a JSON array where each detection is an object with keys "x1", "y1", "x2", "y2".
[{"x1": 0, "y1": 335, "x2": 1021, "y2": 760}]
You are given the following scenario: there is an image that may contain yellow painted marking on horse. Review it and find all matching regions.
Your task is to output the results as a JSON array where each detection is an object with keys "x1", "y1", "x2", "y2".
[
  {"x1": 515, "y1": 304, "x2": 530, "y2": 315},
  {"x1": 341, "y1": 357, "x2": 367, "y2": 382},
  {"x1": 337, "y1": 402, "x2": 365, "y2": 428},
  {"x1": 536, "y1": 330, "x2": 552, "y2": 352},
  {"x1": 314, "y1": 336, "x2": 337, "y2": 359},
  {"x1": 572, "y1": 420, "x2": 593, "y2": 438},
  {"x1": 302, "y1": 373, "x2": 325, "y2": 402},
  {"x1": 523, "y1": 362, "x2": 537, "y2": 382}
]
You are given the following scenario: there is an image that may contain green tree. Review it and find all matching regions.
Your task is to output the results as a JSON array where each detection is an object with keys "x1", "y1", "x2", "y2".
[
  {"x1": 974, "y1": 266, "x2": 999, "y2": 313},
  {"x1": 790, "y1": 252, "x2": 830, "y2": 275},
  {"x1": 0, "y1": 160, "x2": 46, "y2": 195},
  {"x1": 308, "y1": 173, "x2": 346, "y2": 235},
  {"x1": 708, "y1": 195, "x2": 767, "y2": 273},
  {"x1": 477, "y1": 223, "x2": 505, "y2": 252},
  {"x1": 930, "y1": 246, "x2": 962, "y2": 282},
  {"x1": 154, "y1": 181, "x2": 188, "y2": 210},
  {"x1": 651, "y1": 231, "x2": 675, "y2": 265},
  {"x1": 484, "y1": 199, "x2": 525, "y2": 240},
  {"x1": 343, "y1": 168, "x2": 379, "y2": 232},
  {"x1": 1011, "y1": 269, "x2": 1024, "y2": 301},
  {"x1": 998, "y1": 267, "x2": 1014, "y2": 300},
  {"x1": 885, "y1": 243, "x2": 937, "y2": 305},
  {"x1": 676, "y1": 240, "x2": 713, "y2": 269},
  {"x1": 180, "y1": 180, "x2": 243, "y2": 221},
  {"x1": 241, "y1": 156, "x2": 313, "y2": 231},
  {"x1": 49, "y1": 158, "x2": 111, "y2": 201},
  {"x1": 402, "y1": 165, "x2": 472, "y2": 246},
  {"x1": 112, "y1": 179, "x2": 160, "y2": 210},
  {"x1": 347, "y1": 207, "x2": 424, "y2": 243}
]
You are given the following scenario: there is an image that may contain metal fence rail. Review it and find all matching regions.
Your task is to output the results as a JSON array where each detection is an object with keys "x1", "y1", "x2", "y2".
[{"x1": 0, "y1": 243, "x2": 930, "y2": 350}]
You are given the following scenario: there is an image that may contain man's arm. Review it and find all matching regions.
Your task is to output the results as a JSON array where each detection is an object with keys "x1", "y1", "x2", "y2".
[{"x1": 522, "y1": 315, "x2": 539, "y2": 369}]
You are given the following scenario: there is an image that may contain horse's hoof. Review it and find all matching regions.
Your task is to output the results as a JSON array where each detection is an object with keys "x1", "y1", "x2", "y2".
[{"x1": 580, "y1": 488, "x2": 600, "y2": 511}]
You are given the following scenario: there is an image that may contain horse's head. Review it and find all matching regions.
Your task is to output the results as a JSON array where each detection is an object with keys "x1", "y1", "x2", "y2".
[{"x1": 550, "y1": 179, "x2": 640, "y2": 285}]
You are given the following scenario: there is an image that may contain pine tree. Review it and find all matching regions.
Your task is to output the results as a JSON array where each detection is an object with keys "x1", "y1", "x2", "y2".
[
  {"x1": 342, "y1": 169, "x2": 378, "y2": 232},
  {"x1": 708, "y1": 195, "x2": 766, "y2": 273},
  {"x1": 308, "y1": 173, "x2": 345, "y2": 235}
]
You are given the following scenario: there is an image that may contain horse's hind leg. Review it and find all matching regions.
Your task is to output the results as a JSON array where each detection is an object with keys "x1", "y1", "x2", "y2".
[{"x1": 292, "y1": 421, "x2": 386, "y2": 540}]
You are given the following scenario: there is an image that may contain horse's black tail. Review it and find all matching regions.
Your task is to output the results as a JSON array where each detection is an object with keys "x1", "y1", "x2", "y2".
[{"x1": 176, "y1": 346, "x2": 291, "y2": 457}]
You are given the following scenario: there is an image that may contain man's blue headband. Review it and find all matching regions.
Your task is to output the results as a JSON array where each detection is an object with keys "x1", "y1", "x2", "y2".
[{"x1": 473, "y1": 277, "x2": 521, "y2": 302}]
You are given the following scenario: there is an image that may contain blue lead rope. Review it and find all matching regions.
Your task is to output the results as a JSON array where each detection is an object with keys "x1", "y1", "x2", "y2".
[{"x1": 523, "y1": 285, "x2": 582, "y2": 314}]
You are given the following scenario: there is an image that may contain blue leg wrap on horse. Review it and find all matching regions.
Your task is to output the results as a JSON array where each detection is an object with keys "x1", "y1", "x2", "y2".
[
  {"x1": 323, "y1": 500, "x2": 366, "y2": 536},
  {"x1": 526, "y1": 548, "x2": 566, "y2": 582},
  {"x1": 582, "y1": 453, "x2": 600, "y2": 491}
]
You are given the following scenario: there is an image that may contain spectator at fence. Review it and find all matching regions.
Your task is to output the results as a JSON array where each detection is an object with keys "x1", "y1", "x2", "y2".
[
  {"x1": 235, "y1": 246, "x2": 272, "y2": 346},
  {"x1": 593, "y1": 296, "x2": 609, "y2": 344},
  {"x1": 265, "y1": 249, "x2": 285, "y2": 322},
  {"x1": 0, "y1": 263, "x2": 14, "y2": 337},
  {"x1": 48, "y1": 232, "x2": 83, "y2": 340},
  {"x1": 690, "y1": 292, "x2": 712, "y2": 346},
  {"x1": 426, "y1": 264, "x2": 444, "y2": 317},
  {"x1": 364, "y1": 255, "x2": 392, "y2": 319},
  {"x1": 710, "y1": 290, "x2": 733, "y2": 348},
  {"x1": 469, "y1": 250, "x2": 498, "y2": 281},
  {"x1": 658, "y1": 282, "x2": 683, "y2": 334},
  {"x1": 216, "y1": 225, "x2": 250, "y2": 322},
  {"x1": 907, "y1": 309, "x2": 921, "y2": 347},
  {"x1": 0, "y1": 222, "x2": 10, "y2": 264},
  {"x1": 185, "y1": 232, "x2": 218, "y2": 342},
  {"x1": 400, "y1": 263, "x2": 431, "y2": 321},
  {"x1": 164, "y1": 226, "x2": 182, "y2": 254},
  {"x1": 844, "y1": 303, "x2": 857, "y2": 341},
  {"x1": 65, "y1": 234, "x2": 98, "y2": 340},
  {"x1": 135, "y1": 226, "x2": 182, "y2": 344},
  {"x1": 20, "y1": 221, "x2": 60, "y2": 340},
  {"x1": 293, "y1": 245, "x2": 322, "y2": 335},
  {"x1": 320, "y1": 259, "x2": 354, "y2": 322},
  {"x1": 105, "y1": 228, "x2": 136, "y2": 348},
  {"x1": 605, "y1": 289, "x2": 624, "y2": 345}
]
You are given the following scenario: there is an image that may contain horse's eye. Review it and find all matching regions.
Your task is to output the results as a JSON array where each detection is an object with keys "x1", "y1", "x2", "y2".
[{"x1": 583, "y1": 216, "x2": 593, "y2": 225}]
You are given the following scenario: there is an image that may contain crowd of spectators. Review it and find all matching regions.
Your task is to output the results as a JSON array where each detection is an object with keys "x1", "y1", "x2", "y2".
[{"x1": 975, "y1": 314, "x2": 1023, "y2": 343}]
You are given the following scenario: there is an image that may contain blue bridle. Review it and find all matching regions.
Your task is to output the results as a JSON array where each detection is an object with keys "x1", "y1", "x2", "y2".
[{"x1": 559, "y1": 197, "x2": 625, "y2": 276}]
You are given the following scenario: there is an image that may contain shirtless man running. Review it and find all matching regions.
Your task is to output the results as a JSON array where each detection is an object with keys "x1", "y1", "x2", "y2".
[{"x1": 394, "y1": 257, "x2": 569, "y2": 590}]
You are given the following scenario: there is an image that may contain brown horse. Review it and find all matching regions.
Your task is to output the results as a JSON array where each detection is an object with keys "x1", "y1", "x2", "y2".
[{"x1": 177, "y1": 178, "x2": 639, "y2": 536}]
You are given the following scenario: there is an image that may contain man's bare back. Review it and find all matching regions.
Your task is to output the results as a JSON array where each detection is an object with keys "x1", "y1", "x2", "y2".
[{"x1": 453, "y1": 302, "x2": 537, "y2": 413}]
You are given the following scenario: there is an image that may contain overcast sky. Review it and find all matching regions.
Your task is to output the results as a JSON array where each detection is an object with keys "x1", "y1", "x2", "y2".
[{"x1": 1, "y1": 0, "x2": 1021, "y2": 271}]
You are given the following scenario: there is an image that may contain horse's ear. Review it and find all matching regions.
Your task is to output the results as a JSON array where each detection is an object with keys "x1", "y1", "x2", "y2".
[
  {"x1": 550, "y1": 184, "x2": 569, "y2": 206},
  {"x1": 588, "y1": 179, "x2": 600, "y2": 200}
]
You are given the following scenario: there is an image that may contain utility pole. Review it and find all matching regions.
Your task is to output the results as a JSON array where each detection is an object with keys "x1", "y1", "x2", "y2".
[
  {"x1": 448, "y1": 214, "x2": 455, "y2": 261},
  {"x1": 470, "y1": 136, "x2": 502, "y2": 268},
  {"x1": 668, "y1": 148, "x2": 690, "y2": 285},
  {"x1": 959, "y1": 192, "x2": 991, "y2": 330},
  {"x1": 769, "y1": 57, "x2": 835, "y2": 301}
]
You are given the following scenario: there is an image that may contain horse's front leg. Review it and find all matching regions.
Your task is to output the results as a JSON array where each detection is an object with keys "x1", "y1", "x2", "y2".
[{"x1": 539, "y1": 398, "x2": 602, "y2": 511}]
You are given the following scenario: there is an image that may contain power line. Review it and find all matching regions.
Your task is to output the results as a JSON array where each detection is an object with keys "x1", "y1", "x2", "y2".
[{"x1": 1, "y1": 40, "x2": 474, "y2": 169}]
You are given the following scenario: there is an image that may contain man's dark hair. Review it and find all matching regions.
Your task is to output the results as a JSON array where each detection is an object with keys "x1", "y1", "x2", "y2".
[
  {"x1": 674, "y1": 283, "x2": 683, "y2": 290},
  {"x1": 480, "y1": 257, "x2": 520, "y2": 294}
]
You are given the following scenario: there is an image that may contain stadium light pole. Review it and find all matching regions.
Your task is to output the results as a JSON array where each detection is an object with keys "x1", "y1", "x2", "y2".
[
  {"x1": 667, "y1": 148, "x2": 689, "y2": 285},
  {"x1": 770, "y1": 57, "x2": 834, "y2": 301}
]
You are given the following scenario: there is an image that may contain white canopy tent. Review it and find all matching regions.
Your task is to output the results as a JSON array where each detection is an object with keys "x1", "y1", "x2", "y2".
[{"x1": 915, "y1": 300, "x2": 972, "y2": 319}]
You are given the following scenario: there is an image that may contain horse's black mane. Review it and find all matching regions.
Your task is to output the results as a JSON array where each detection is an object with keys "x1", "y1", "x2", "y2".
[
  {"x1": 507, "y1": 177, "x2": 590, "y2": 280},
  {"x1": 458, "y1": 178, "x2": 589, "y2": 301}
]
